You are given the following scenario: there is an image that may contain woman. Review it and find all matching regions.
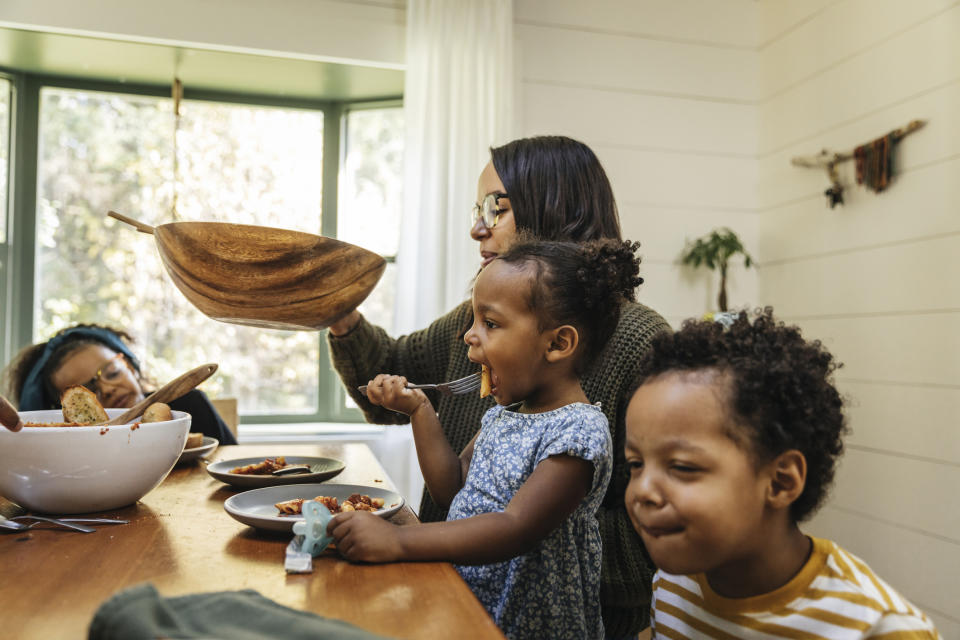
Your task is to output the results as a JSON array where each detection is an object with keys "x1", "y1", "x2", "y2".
[
  {"x1": 327, "y1": 135, "x2": 670, "y2": 637},
  {"x1": 3, "y1": 324, "x2": 236, "y2": 444}
]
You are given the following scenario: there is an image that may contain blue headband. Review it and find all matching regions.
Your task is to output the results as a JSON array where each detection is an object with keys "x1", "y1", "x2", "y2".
[{"x1": 18, "y1": 327, "x2": 140, "y2": 411}]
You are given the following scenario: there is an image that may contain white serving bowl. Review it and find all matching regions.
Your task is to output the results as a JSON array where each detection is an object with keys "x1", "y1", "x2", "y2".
[{"x1": 0, "y1": 408, "x2": 191, "y2": 514}]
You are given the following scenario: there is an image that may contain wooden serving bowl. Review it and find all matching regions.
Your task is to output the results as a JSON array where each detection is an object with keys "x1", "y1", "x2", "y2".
[{"x1": 110, "y1": 212, "x2": 386, "y2": 331}]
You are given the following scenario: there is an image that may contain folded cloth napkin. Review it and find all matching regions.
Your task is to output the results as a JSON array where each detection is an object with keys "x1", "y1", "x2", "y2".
[{"x1": 88, "y1": 583, "x2": 391, "y2": 640}]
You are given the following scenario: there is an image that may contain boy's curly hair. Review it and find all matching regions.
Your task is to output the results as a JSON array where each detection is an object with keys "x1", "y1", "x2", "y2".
[{"x1": 637, "y1": 307, "x2": 847, "y2": 522}]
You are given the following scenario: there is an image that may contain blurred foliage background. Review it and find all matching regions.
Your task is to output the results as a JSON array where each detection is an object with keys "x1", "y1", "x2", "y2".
[{"x1": 33, "y1": 88, "x2": 402, "y2": 416}]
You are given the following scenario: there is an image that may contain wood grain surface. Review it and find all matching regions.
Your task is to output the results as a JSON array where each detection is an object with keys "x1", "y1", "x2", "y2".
[
  {"x1": 0, "y1": 393, "x2": 23, "y2": 431},
  {"x1": 0, "y1": 443, "x2": 504, "y2": 640},
  {"x1": 106, "y1": 363, "x2": 218, "y2": 425},
  {"x1": 152, "y1": 221, "x2": 386, "y2": 330}
]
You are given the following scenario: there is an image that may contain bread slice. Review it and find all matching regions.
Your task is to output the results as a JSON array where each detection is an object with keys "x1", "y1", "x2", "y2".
[
  {"x1": 60, "y1": 385, "x2": 109, "y2": 425},
  {"x1": 142, "y1": 402, "x2": 173, "y2": 423}
]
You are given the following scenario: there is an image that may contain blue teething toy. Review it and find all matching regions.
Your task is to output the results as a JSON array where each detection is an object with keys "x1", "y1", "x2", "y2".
[{"x1": 292, "y1": 501, "x2": 334, "y2": 556}]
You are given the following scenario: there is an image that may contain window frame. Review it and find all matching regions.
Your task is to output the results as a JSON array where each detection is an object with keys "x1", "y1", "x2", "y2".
[
  {"x1": 339, "y1": 99, "x2": 402, "y2": 299},
  {"x1": 1, "y1": 71, "x2": 401, "y2": 424}
]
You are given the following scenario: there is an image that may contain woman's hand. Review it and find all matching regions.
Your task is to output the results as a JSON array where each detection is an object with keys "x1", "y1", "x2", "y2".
[
  {"x1": 364, "y1": 374, "x2": 430, "y2": 418},
  {"x1": 327, "y1": 310, "x2": 362, "y2": 337},
  {"x1": 327, "y1": 511, "x2": 404, "y2": 563}
]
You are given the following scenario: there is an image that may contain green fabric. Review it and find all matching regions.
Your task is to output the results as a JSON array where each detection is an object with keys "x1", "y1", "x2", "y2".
[
  {"x1": 88, "y1": 583, "x2": 390, "y2": 640},
  {"x1": 329, "y1": 300, "x2": 671, "y2": 636}
]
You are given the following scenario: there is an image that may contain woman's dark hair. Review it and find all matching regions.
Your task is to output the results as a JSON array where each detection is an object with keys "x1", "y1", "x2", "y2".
[
  {"x1": 490, "y1": 136, "x2": 622, "y2": 242},
  {"x1": 636, "y1": 308, "x2": 847, "y2": 522},
  {"x1": 2, "y1": 324, "x2": 141, "y2": 409},
  {"x1": 498, "y1": 238, "x2": 642, "y2": 374}
]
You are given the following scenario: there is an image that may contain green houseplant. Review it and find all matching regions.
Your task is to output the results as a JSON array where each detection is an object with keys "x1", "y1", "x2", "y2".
[{"x1": 680, "y1": 227, "x2": 754, "y2": 312}]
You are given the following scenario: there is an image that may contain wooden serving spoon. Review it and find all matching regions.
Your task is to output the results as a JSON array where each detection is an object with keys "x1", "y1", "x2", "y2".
[
  {"x1": 0, "y1": 394, "x2": 23, "y2": 432},
  {"x1": 108, "y1": 210, "x2": 155, "y2": 234},
  {"x1": 105, "y1": 363, "x2": 218, "y2": 426}
]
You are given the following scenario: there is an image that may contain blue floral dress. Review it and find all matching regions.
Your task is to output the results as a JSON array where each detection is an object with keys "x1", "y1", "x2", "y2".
[{"x1": 447, "y1": 402, "x2": 612, "y2": 640}]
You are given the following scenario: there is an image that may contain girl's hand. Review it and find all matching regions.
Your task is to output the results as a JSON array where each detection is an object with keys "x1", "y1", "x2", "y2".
[
  {"x1": 327, "y1": 511, "x2": 403, "y2": 563},
  {"x1": 363, "y1": 374, "x2": 430, "y2": 417}
]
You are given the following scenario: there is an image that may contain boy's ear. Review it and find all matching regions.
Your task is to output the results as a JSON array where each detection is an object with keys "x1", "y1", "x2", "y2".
[
  {"x1": 766, "y1": 449, "x2": 807, "y2": 510},
  {"x1": 544, "y1": 325, "x2": 579, "y2": 363}
]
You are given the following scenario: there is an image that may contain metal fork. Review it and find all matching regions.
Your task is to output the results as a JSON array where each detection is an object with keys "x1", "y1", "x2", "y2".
[
  {"x1": 0, "y1": 516, "x2": 95, "y2": 533},
  {"x1": 0, "y1": 515, "x2": 128, "y2": 533},
  {"x1": 358, "y1": 372, "x2": 482, "y2": 397}
]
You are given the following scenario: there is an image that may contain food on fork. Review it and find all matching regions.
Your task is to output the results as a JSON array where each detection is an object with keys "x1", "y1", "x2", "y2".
[
  {"x1": 480, "y1": 364, "x2": 492, "y2": 398},
  {"x1": 142, "y1": 402, "x2": 173, "y2": 423},
  {"x1": 275, "y1": 493, "x2": 386, "y2": 515},
  {"x1": 60, "y1": 385, "x2": 109, "y2": 424},
  {"x1": 230, "y1": 456, "x2": 288, "y2": 475}
]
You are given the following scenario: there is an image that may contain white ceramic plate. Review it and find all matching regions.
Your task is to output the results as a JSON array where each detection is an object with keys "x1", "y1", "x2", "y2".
[
  {"x1": 207, "y1": 455, "x2": 346, "y2": 488},
  {"x1": 177, "y1": 436, "x2": 218, "y2": 464},
  {"x1": 223, "y1": 483, "x2": 405, "y2": 532}
]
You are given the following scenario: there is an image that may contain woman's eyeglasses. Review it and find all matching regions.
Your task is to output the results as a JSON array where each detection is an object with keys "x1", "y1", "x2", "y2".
[
  {"x1": 471, "y1": 192, "x2": 509, "y2": 229},
  {"x1": 82, "y1": 353, "x2": 127, "y2": 395}
]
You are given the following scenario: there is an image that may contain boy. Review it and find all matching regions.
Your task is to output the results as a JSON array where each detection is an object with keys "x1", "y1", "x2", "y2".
[{"x1": 624, "y1": 308, "x2": 940, "y2": 638}]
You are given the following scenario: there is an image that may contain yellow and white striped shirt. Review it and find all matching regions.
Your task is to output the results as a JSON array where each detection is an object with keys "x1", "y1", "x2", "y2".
[{"x1": 651, "y1": 536, "x2": 940, "y2": 639}]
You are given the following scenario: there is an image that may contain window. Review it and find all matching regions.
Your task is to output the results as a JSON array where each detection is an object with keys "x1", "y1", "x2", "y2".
[
  {"x1": 0, "y1": 77, "x2": 9, "y2": 244},
  {"x1": 0, "y1": 77, "x2": 10, "y2": 356},
  {"x1": 339, "y1": 106, "x2": 404, "y2": 334},
  {"x1": 17, "y1": 79, "x2": 403, "y2": 422},
  {"x1": 338, "y1": 106, "x2": 404, "y2": 410}
]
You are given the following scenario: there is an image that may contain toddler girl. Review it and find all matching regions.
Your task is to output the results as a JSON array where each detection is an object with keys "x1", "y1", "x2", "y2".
[{"x1": 328, "y1": 238, "x2": 643, "y2": 640}]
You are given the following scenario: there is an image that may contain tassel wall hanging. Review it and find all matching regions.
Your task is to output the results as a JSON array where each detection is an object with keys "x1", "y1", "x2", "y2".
[{"x1": 791, "y1": 119, "x2": 926, "y2": 208}]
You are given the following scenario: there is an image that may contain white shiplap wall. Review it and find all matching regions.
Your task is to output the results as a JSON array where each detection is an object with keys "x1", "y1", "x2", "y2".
[
  {"x1": 758, "y1": 0, "x2": 960, "y2": 634},
  {"x1": 514, "y1": 0, "x2": 761, "y2": 326},
  {"x1": 516, "y1": 0, "x2": 958, "y2": 632}
]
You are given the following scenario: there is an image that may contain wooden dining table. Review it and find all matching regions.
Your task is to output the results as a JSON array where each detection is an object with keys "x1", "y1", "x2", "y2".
[{"x1": 0, "y1": 442, "x2": 505, "y2": 640}]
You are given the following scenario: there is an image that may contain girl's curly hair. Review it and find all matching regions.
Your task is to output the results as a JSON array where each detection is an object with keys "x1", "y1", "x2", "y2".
[
  {"x1": 637, "y1": 307, "x2": 847, "y2": 522},
  {"x1": 498, "y1": 238, "x2": 643, "y2": 374}
]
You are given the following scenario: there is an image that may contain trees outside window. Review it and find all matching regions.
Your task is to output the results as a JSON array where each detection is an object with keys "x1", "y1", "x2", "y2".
[{"x1": 28, "y1": 85, "x2": 402, "y2": 420}]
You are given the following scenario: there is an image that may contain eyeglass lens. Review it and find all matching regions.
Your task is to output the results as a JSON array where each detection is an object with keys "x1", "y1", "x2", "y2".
[
  {"x1": 82, "y1": 354, "x2": 125, "y2": 392},
  {"x1": 472, "y1": 193, "x2": 505, "y2": 229}
]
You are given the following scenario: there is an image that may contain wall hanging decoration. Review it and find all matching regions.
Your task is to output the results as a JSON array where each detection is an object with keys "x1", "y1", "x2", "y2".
[
  {"x1": 680, "y1": 227, "x2": 754, "y2": 312},
  {"x1": 790, "y1": 119, "x2": 926, "y2": 209}
]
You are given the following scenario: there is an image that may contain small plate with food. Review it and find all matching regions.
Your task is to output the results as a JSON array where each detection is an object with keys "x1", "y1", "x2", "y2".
[
  {"x1": 206, "y1": 455, "x2": 345, "y2": 488},
  {"x1": 177, "y1": 434, "x2": 219, "y2": 464},
  {"x1": 223, "y1": 483, "x2": 404, "y2": 532}
]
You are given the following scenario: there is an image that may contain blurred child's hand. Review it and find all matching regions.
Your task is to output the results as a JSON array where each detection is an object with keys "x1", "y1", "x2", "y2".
[
  {"x1": 327, "y1": 510, "x2": 403, "y2": 563},
  {"x1": 363, "y1": 374, "x2": 431, "y2": 417}
]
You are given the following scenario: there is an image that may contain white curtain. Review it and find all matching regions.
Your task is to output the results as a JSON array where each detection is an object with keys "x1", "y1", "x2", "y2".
[
  {"x1": 380, "y1": 0, "x2": 514, "y2": 511},
  {"x1": 395, "y1": 0, "x2": 515, "y2": 334}
]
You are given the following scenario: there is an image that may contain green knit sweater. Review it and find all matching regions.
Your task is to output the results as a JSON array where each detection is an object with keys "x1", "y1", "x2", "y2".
[{"x1": 328, "y1": 300, "x2": 671, "y2": 636}]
